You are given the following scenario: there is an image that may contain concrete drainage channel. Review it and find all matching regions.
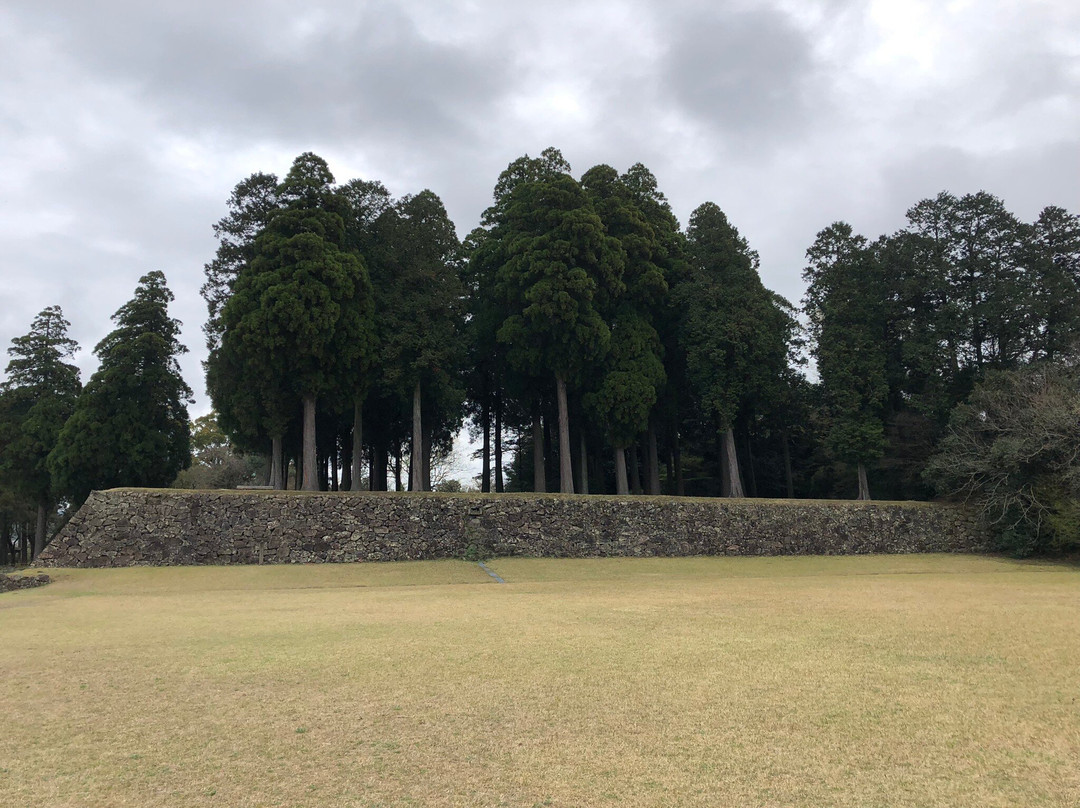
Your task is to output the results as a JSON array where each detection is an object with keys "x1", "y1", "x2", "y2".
[{"x1": 477, "y1": 562, "x2": 505, "y2": 583}]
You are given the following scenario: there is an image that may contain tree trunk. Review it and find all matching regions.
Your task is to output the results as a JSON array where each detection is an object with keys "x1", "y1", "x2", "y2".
[
  {"x1": 421, "y1": 423, "x2": 432, "y2": 492},
  {"x1": 302, "y1": 395, "x2": 317, "y2": 491},
  {"x1": 351, "y1": 400, "x2": 364, "y2": 491},
  {"x1": 555, "y1": 375, "x2": 574, "y2": 494},
  {"x1": 411, "y1": 381, "x2": 423, "y2": 492},
  {"x1": 341, "y1": 441, "x2": 352, "y2": 492},
  {"x1": 857, "y1": 462, "x2": 871, "y2": 501},
  {"x1": 720, "y1": 430, "x2": 731, "y2": 497},
  {"x1": 723, "y1": 427, "x2": 745, "y2": 498},
  {"x1": 647, "y1": 423, "x2": 661, "y2": 495},
  {"x1": 614, "y1": 447, "x2": 629, "y2": 495},
  {"x1": 494, "y1": 393, "x2": 504, "y2": 492},
  {"x1": 781, "y1": 427, "x2": 794, "y2": 498},
  {"x1": 329, "y1": 450, "x2": 338, "y2": 491},
  {"x1": 33, "y1": 502, "x2": 47, "y2": 560},
  {"x1": 481, "y1": 399, "x2": 491, "y2": 493},
  {"x1": 628, "y1": 444, "x2": 641, "y2": 495},
  {"x1": 0, "y1": 514, "x2": 8, "y2": 566},
  {"x1": 318, "y1": 451, "x2": 329, "y2": 492},
  {"x1": 744, "y1": 430, "x2": 757, "y2": 498},
  {"x1": 578, "y1": 430, "x2": 589, "y2": 495},
  {"x1": 532, "y1": 402, "x2": 546, "y2": 493},
  {"x1": 674, "y1": 430, "x2": 684, "y2": 496},
  {"x1": 381, "y1": 447, "x2": 391, "y2": 491},
  {"x1": 270, "y1": 435, "x2": 283, "y2": 489}
]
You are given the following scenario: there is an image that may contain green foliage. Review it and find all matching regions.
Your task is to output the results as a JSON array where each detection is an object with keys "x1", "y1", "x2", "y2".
[
  {"x1": 208, "y1": 153, "x2": 378, "y2": 452},
  {"x1": 370, "y1": 190, "x2": 464, "y2": 400},
  {"x1": 494, "y1": 164, "x2": 623, "y2": 385},
  {"x1": 925, "y1": 362, "x2": 1080, "y2": 555},
  {"x1": 803, "y1": 223, "x2": 888, "y2": 467},
  {"x1": 201, "y1": 172, "x2": 281, "y2": 349},
  {"x1": 0, "y1": 306, "x2": 82, "y2": 509},
  {"x1": 172, "y1": 412, "x2": 263, "y2": 489},
  {"x1": 1028, "y1": 205, "x2": 1080, "y2": 362},
  {"x1": 49, "y1": 272, "x2": 192, "y2": 504},
  {"x1": 585, "y1": 311, "x2": 665, "y2": 449},
  {"x1": 679, "y1": 203, "x2": 789, "y2": 432},
  {"x1": 578, "y1": 164, "x2": 670, "y2": 449}
]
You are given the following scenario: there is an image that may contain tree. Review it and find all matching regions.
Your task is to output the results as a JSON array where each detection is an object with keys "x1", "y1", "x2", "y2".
[
  {"x1": 201, "y1": 172, "x2": 282, "y2": 350},
  {"x1": 369, "y1": 190, "x2": 465, "y2": 491},
  {"x1": 803, "y1": 223, "x2": 889, "y2": 499},
  {"x1": 221, "y1": 153, "x2": 376, "y2": 491},
  {"x1": 49, "y1": 272, "x2": 192, "y2": 504},
  {"x1": 620, "y1": 164, "x2": 692, "y2": 496},
  {"x1": 494, "y1": 156, "x2": 623, "y2": 493},
  {"x1": 172, "y1": 412, "x2": 263, "y2": 490},
  {"x1": 1028, "y1": 206, "x2": 1080, "y2": 362},
  {"x1": 925, "y1": 362, "x2": 1080, "y2": 555},
  {"x1": 0, "y1": 306, "x2": 81, "y2": 557},
  {"x1": 467, "y1": 149, "x2": 576, "y2": 495},
  {"x1": 679, "y1": 203, "x2": 788, "y2": 497},
  {"x1": 581, "y1": 164, "x2": 668, "y2": 494}
]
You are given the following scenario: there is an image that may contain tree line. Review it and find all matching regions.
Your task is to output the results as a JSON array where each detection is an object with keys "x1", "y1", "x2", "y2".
[
  {"x1": 0, "y1": 274, "x2": 191, "y2": 562},
  {"x1": 2, "y1": 149, "x2": 1078, "y2": 561},
  {"x1": 201, "y1": 149, "x2": 800, "y2": 500}
]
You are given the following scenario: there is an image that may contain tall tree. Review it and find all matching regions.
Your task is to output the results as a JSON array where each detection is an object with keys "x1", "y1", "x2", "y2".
[
  {"x1": 0, "y1": 306, "x2": 81, "y2": 557},
  {"x1": 620, "y1": 163, "x2": 691, "y2": 495},
  {"x1": 1028, "y1": 206, "x2": 1080, "y2": 362},
  {"x1": 494, "y1": 155, "x2": 623, "y2": 493},
  {"x1": 370, "y1": 191, "x2": 465, "y2": 492},
  {"x1": 803, "y1": 223, "x2": 889, "y2": 499},
  {"x1": 678, "y1": 203, "x2": 787, "y2": 497},
  {"x1": 49, "y1": 273, "x2": 192, "y2": 505},
  {"x1": 340, "y1": 178, "x2": 395, "y2": 489},
  {"x1": 581, "y1": 164, "x2": 668, "y2": 494},
  {"x1": 227, "y1": 153, "x2": 376, "y2": 491},
  {"x1": 201, "y1": 172, "x2": 282, "y2": 350}
]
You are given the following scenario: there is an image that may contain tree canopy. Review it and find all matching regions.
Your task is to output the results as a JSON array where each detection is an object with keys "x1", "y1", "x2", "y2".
[
  {"x1": 0, "y1": 306, "x2": 82, "y2": 556},
  {"x1": 49, "y1": 272, "x2": 192, "y2": 505}
]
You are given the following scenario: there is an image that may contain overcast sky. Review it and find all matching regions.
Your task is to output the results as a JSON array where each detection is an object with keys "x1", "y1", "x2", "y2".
[{"x1": 3, "y1": 0, "x2": 1079, "y2": 418}]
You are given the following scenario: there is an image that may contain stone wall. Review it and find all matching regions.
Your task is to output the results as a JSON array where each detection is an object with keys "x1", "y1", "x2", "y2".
[{"x1": 35, "y1": 489, "x2": 985, "y2": 568}]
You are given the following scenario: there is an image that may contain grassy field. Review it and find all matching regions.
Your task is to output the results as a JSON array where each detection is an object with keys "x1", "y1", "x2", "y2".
[{"x1": 1, "y1": 555, "x2": 1078, "y2": 807}]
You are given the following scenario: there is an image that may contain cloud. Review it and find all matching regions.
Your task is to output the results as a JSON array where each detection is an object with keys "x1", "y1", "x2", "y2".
[
  {"x1": 1, "y1": 0, "x2": 1078, "y2": 420},
  {"x1": 8, "y1": 1, "x2": 515, "y2": 153},
  {"x1": 659, "y1": 5, "x2": 826, "y2": 148}
]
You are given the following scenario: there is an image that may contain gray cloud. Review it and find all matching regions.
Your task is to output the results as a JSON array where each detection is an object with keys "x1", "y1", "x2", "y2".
[
  {"x1": 659, "y1": 6, "x2": 825, "y2": 146},
  {"x1": 17, "y1": 1, "x2": 514, "y2": 151},
  {"x1": 1, "y1": 0, "x2": 1078, "y2": 418}
]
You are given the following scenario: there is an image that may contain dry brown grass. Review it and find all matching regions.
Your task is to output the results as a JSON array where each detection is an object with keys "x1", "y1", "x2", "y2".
[{"x1": 1, "y1": 555, "x2": 1078, "y2": 807}]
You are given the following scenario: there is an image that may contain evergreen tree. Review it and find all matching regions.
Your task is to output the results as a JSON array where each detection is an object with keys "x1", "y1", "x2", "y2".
[
  {"x1": 494, "y1": 155, "x2": 623, "y2": 493},
  {"x1": 0, "y1": 306, "x2": 82, "y2": 557},
  {"x1": 581, "y1": 164, "x2": 668, "y2": 494},
  {"x1": 49, "y1": 273, "x2": 192, "y2": 504},
  {"x1": 216, "y1": 153, "x2": 377, "y2": 491},
  {"x1": 620, "y1": 164, "x2": 691, "y2": 495},
  {"x1": 201, "y1": 172, "x2": 282, "y2": 350},
  {"x1": 678, "y1": 203, "x2": 786, "y2": 497},
  {"x1": 370, "y1": 190, "x2": 465, "y2": 491},
  {"x1": 803, "y1": 223, "x2": 889, "y2": 499},
  {"x1": 468, "y1": 149, "x2": 575, "y2": 494},
  {"x1": 1028, "y1": 206, "x2": 1080, "y2": 361}
]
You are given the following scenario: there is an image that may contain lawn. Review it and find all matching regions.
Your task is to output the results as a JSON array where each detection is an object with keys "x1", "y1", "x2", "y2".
[{"x1": 1, "y1": 555, "x2": 1077, "y2": 807}]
